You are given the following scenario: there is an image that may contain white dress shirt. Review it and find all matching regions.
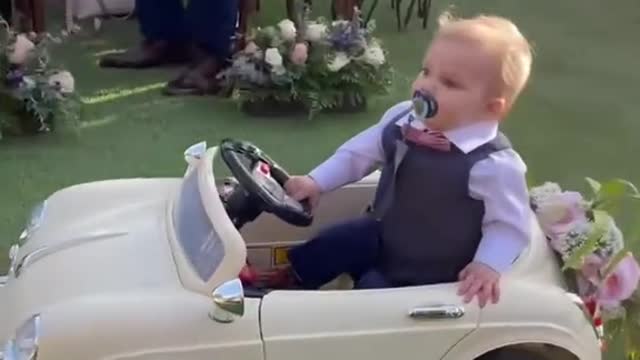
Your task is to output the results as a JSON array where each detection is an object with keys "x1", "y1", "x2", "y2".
[{"x1": 308, "y1": 101, "x2": 531, "y2": 273}]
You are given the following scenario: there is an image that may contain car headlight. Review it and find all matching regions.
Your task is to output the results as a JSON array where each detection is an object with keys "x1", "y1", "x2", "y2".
[
  {"x1": 18, "y1": 201, "x2": 47, "y2": 244},
  {"x1": 2, "y1": 314, "x2": 41, "y2": 360}
]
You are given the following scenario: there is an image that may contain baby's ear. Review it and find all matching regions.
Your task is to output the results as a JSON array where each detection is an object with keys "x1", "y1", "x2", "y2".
[{"x1": 487, "y1": 97, "x2": 508, "y2": 119}]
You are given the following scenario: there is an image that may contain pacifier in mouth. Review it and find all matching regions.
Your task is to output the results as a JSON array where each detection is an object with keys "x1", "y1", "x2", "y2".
[{"x1": 411, "y1": 90, "x2": 438, "y2": 120}]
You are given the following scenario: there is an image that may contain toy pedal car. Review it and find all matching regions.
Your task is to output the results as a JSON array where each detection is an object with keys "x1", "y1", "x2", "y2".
[{"x1": 0, "y1": 140, "x2": 602, "y2": 360}]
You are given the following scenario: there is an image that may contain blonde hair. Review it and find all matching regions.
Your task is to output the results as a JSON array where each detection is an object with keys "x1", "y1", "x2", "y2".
[{"x1": 435, "y1": 11, "x2": 533, "y2": 105}]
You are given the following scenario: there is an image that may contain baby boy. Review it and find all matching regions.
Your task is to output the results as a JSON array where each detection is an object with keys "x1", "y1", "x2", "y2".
[{"x1": 268, "y1": 11, "x2": 534, "y2": 308}]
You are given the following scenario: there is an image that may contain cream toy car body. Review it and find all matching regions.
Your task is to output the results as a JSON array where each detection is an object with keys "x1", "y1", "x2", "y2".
[{"x1": 0, "y1": 140, "x2": 602, "y2": 360}]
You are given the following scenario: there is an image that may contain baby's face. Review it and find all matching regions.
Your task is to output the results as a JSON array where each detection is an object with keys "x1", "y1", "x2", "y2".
[{"x1": 412, "y1": 36, "x2": 503, "y2": 130}]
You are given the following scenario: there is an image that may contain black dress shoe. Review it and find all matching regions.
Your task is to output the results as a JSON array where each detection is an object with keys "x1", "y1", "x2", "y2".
[{"x1": 163, "y1": 56, "x2": 222, "y2": 96}]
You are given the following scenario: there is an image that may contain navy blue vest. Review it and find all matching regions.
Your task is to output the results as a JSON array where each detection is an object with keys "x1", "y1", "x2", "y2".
[{"x1": 372, "y1": 108, "x2": 512, "y2": 286}]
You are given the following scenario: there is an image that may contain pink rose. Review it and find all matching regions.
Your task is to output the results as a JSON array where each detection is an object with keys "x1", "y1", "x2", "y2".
[
  {"x1": 535, "y1": 191, "x2": 587, "y2": 244},
  {"x1": 290, "y1": 42, "x2": 308, "y2": 65},
  {"x1": 597, "y1": 254, "x2": 640, "y2": 308}
]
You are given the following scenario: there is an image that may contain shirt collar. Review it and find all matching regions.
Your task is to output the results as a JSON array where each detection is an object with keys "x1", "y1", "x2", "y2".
[{"x1": 395, "y1": 112, "x2": 498, "y2": 154}]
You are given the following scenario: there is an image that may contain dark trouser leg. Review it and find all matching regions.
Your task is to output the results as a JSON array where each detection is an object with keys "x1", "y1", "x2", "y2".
[
  {"x1": 136, "y1": 0, "x2": 188, "y2": 44},
  {"x1": 288, "y1": 217, "x2": 381, "y2": 289},
  {"x1": 162, "y1": 0, "x2": 239, "y2": 95},
  {"x1": 99, "y1": 0, "x2": 190, "y2": 68},
  {"x1": 185, "y1": 0, "x2": 239, "y2": 61},
  {"x1": 355, "y1": 269, "x2": 392, "y2": 289}
]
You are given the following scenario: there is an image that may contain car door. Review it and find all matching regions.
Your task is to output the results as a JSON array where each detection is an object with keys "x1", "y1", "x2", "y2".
[{"x1": 260, "y1": 284, "x2": 480, "y2": 360}]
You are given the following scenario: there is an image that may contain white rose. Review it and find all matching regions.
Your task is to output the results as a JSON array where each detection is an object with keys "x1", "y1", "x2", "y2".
[
  {"x1": 305, "y1": 23, "x2": 327, "y2": 42},
  {"x1": 362, "y1": 45, "x2": 385, "y2": 67},
  {"x1": 265, "y1": 48, "x2": 283, "y2": 68},
  {"x1": 530, "y1": 182, "x2": 562, "y2": 207},
  {"x1": 278, "y1": 19, "x2": 297, "y2": 41},
  {"x1": 8, "y1": 34, "x2": 36, "y2": 65},
  {"x1": 327, "y1": 52, "x2": 350, "y2": 72},
  {"x1": 48, "y1": 70, "x2": 75, "y2": 94}
]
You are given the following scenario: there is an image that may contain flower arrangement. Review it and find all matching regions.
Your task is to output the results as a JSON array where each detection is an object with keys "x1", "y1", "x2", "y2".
[
  {"x1": 218, "y1": 5, "x2": 393, "y2": 118},
  {"x1": 0, "y1": 16, "x2": 80, "y2": 139},
  {"x1": 530, "y1": 178, "x2": 640, "y2": 358}
]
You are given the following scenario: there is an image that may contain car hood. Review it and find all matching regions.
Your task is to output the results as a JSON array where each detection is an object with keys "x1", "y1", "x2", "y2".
[{"x1": 1, "y1": 178, "x2": 184, "y2": 339}]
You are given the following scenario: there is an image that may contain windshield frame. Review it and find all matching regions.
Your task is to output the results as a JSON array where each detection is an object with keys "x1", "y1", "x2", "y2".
[{"x1": 165, "y1": 145, "x2": 247, "y2": 295}]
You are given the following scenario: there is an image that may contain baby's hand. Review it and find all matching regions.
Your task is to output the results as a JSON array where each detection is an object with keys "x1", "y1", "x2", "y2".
[
  {"x1": 457, "y1": 262, "x2": 500, "y2": 308},
  {"x1": 284, "y1": 175, "x2": 321, "y2": 209}
]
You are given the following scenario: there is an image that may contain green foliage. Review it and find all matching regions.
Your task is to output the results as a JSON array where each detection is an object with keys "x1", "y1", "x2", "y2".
[
  {"x1": 0, "y1": 15, "x2": 80, "y2": 139},
  {"x1": 531, "y1": 177, "x2": 640, "y2": 358},
  {"x1": 586, "y1": 177, "x2": 640, "y2": 213},
  {"x1": 563, "y1": 210, "x2": 611, "y2": 270},
  {"x1": 562, "y1": 210, "x2": 611, "y2": 270}
]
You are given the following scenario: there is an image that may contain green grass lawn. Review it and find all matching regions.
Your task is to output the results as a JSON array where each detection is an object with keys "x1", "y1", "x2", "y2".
[{"x1": 1, "y1": 0, "x2": 639, "y2": 357}]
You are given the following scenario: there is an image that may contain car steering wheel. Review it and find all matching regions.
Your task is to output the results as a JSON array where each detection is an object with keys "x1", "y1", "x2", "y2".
[{"x1": 219, "y1": 138, "x2": 313, "y2": 227}]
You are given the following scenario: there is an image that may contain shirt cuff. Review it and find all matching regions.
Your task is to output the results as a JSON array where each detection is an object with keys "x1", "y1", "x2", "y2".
[
  {"x1": 308, "y1": 169, "x2": 332, "y2": 193},
  {"x1": 473, "y1": 225, "x2": 529, "y2": 273},
  {"x1": 308, "y1": 157, "x2": 346, "y2": 193}
]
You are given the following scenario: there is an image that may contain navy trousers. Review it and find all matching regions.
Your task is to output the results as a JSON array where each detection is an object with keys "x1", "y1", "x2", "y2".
[
  {"x1": 288, "y1": 217, "x2": 393, "y2": 289},
  {"x1": 135, "y1": 0, "x2": 239, "y2": 60}
]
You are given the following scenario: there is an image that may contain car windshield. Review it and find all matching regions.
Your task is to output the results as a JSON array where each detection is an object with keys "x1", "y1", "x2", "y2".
[{"x1": 172, "y1": 167, "x2": 225, "y2": 281}]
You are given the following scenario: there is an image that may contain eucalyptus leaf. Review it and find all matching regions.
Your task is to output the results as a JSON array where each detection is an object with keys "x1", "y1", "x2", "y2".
[
  {"x1": 601, "y1": 179, "x2": 640, "y2": 197},
  {"x1": 586, "y1": 177, "x2": 602, "y2": 196},
  {"x1": 562, "y1": 210, "x2": 611, "y2": 270}
]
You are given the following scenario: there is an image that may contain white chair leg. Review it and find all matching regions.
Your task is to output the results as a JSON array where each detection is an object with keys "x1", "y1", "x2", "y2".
[{"x1": 93, "y1": 17, "x2": 102, "y2": 32}]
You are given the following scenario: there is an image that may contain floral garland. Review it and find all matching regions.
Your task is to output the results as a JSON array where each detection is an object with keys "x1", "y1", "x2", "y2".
[
  {"x1": 530, "y1": 178, "x2": 640, "y2": 358},
  {"x1": 0, "y1": 16, "x2": 80, "y2": 138},
  {"x1": 218, "y1": 6, "x2": 393, "y2": 118}
]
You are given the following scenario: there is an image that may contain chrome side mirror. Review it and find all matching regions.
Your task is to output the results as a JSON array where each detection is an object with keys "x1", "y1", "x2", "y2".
[{"x1": 210, "y1": 278, "x2": 244, "y2": 323}]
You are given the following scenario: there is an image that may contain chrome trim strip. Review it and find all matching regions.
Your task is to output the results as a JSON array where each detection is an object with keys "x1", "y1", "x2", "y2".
[
  {"x1": 0, "y1": 276, "x2": 7, "y2": 286},
  {"x1": 8, "y1": 244, "x2": 20, "y2": 277},
  {"x1": 19, "y1": 200, "x2": 48, "y2": 243},
  {"x1": 31, "y1": 313, "x2": 42, "y2": 360},
  {"x1": 14, "y1": 231, "x2": 128, "y2": 277},
  {"x1": 409, "y1": 305, "x2": 465, "y2": 319}
]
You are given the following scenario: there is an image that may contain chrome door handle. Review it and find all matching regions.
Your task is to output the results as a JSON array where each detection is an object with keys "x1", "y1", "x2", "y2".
[{"x1": 409, "y1": 305, "x2": 465, "y2": 319}]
